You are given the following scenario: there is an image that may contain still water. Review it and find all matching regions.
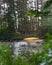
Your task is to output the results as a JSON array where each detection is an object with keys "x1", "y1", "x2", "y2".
[{"x1": 0, "y1": 40, "x2": 43, "y2": 55}]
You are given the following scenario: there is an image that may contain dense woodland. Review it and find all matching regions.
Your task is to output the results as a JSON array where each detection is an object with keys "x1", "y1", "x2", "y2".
[
  {"x1": 0, "y1": 0, "x2": 52, "y2": 40},
  {"x1": 0, "y1": 0, "x2": 52, "y2": 65}
]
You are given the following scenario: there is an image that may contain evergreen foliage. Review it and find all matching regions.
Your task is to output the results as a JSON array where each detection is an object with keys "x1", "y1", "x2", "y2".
[{"x1": 28, "y1": 0, "x2": 52, "y2": 17}]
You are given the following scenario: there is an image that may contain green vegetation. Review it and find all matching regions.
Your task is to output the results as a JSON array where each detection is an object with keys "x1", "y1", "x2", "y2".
[
  {"x1": 28, "y1": 0, "x2": 52, "y2": 38},
  {"x1": 0, "y1": 0, "x2": 30, "y2": 40},
  {"x1": 0, "y1": 43, "x2": 13, "y2": 65},
  {"x1": 0, "y1": 0, "x2": 52, "y2": 64},
  {"x1": 0, "y1": 38, "x2": 52, "y2": 65},
  {"x1": 28, "y1": 0, "x2": 52, "y2": 17},
  {"x1": 0, "y1": 0, "x2": 52, "y2": 40},
  {"x1": 0, "y1": 28, "x2": 23, "y2": 41}
]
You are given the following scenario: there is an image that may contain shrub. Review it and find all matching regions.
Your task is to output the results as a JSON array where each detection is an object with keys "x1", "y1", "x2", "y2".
[
  {"x1": 0, "y1": 43, "x2": 13, "y2": 65},
  {"x1": 0, "y1": 29, "x2": 23, "y2": 41},
  {"x1": 0, "y1": 39, "x2": 52, "y2": 65}
]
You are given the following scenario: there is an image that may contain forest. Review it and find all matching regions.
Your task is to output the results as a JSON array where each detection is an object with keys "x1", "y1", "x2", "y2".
[
  {"x1": 0, "y1": 0, "x2": 52, "y2": 40},
  {"x1": 0, "y1": 0, "x2": 52, "y2": 65}
]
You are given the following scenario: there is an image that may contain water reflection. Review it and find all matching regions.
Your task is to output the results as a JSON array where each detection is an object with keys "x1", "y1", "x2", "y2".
[
  {"x1": 13, "y1": 40, "x2": 43, "y2": 55},
  {"x1": 0, "y1": 40, "x2": 43, "y2": 55}
]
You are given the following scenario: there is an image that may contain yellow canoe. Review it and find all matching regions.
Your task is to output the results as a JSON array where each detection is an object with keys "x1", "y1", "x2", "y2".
[{"x1": 23, "y1": 37, "x2": 40, "y2": 41}]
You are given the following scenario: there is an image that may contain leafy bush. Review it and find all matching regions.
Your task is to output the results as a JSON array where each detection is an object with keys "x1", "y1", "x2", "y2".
[
  {"x1": 0, "y1": 29, "x2": 23, "y2": 41},
  {"x1": 38, "y1": 24, "x2": 52, "y2": 38},
  {"x1": 0, "y1": 39, "x2": 52, "y2": 65},
  {"x1": 13, "y1": 42, "x2": 51, "y2": 65},
  {"x1": 0, "y1": 43, "x2": 13, "y2": 65}
]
